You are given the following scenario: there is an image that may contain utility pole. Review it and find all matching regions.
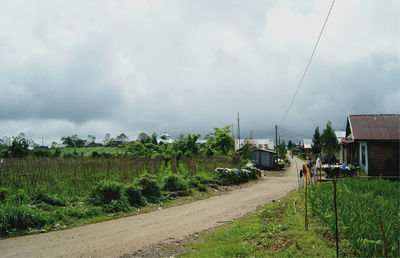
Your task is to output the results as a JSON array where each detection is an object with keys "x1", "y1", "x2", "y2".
[
  {"x1": 42, "y1": 137, "x2": 44, "y2": 147},
  {"x1": 237, "y1": 113, "x2": 241, "y2": 149},
  {"x1": 250, "y1": 130, "x2": 253, "y2": 139},
  {"x1": 275, "y1": 125, "x2": 278, "y2": 163}
]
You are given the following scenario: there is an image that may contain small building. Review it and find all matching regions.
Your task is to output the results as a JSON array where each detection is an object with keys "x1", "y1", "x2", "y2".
[
  {"x1": 235, "y1": 139, "x2": 274, "y2": 151},
  {"x1": 301, "y1": 139, "x2": 312, "y2": 156},
  {"x1": 335, "y1": 131, "x2": 346, "y2": 162},
  {"x1": 343, "y1": 114, "x2": 399, "y2": 176},
  {"x1": 250, "y1": 149, "x2": 276, "y2": 169}
]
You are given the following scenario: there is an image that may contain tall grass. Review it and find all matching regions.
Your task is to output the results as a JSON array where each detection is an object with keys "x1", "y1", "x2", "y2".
[
  {"x1": 0, "y1": 155, "x2": 237, "y2": 197},
  {"x1": 309, "y1": 178, "x2": 399, "y2": 257}
]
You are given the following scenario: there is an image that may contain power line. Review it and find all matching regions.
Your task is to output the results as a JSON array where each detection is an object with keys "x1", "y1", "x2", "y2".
[{"x1": 280, "y1": 0, "x2": 336, "y2": 126}]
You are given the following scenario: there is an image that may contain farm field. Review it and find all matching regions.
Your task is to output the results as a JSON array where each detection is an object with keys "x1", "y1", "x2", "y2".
[
  {"x1": 0, "y1": 154, "x2": 256, "y2": 237},
  {"x1": 59, "y1": 147, "x2": 125, "y2": 157},
  {"x1": 309, "y1": 178, "x2": 400, "y2": 257}
]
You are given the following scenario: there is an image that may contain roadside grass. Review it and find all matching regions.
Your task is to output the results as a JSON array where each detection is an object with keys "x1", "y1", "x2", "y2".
[{"x1": 179, "y1": 189, "x2": 352, "y2": 257}]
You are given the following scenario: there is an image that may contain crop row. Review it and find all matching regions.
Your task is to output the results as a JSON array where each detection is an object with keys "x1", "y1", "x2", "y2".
[{"x1": 308, "y1": 178, "x2": 399, "y2": 257}]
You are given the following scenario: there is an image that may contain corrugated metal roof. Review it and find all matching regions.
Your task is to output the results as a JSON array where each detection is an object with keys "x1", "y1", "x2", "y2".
[{"x1": 347, "y1": 114, "x2": 400, "y2": 140}]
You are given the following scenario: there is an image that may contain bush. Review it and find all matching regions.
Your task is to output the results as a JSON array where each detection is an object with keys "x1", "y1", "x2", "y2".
[
  {"x1": 9, "y1": 189, "x2": 30, "y2": 205},
  {"x1": 197, "y1": 184, "x2": 207, "y2": 192},
  {"x1": 135, "y1": 174, "x2": 162, "y2": 203},
  {"x1": 124, "y1": 184, "x2": 147, "y2": 207},
  {"x1": 32, "y1": 149, "x2": 51, "y2": 157},
  {"x1": 0, "y1": 204, "x2": 45, "y2": 234},
  {"x1": 0, "y1": 188, "x2": 7, "y2": 202},
  {"x1": 89, "y1": 181, "x2": 124, "y2": 206},
  {"x1": 103, "y1": 199, "x2": 130, "y2": 213},
  {"x1": 188, "y1": 178, "x2": 199, "y2": 188},
  {"x1": 163, "y1": 174, "x2": 188, "y2": 192},
  {"x1": 34, "y1": 190, "x2": 66, "y2": 206}
]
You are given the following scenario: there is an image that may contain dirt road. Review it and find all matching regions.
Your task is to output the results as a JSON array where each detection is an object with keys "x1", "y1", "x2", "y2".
[{"x1": 0, "y1": 156, "x2": 301, "y2": 257}]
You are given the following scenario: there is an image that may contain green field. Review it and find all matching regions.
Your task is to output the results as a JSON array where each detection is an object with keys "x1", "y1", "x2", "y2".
[
  {"x1": 309, "y1": 178, "x2": 400, "y2": 257},
  {"x1": 59, "y1": 147, "x2": 126, "y2": 157}
]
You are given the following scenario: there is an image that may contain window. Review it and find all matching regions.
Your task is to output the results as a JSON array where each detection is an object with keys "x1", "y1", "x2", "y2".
[{"x1": 361, "y1": 146, "x2": 366, "y2": 165}]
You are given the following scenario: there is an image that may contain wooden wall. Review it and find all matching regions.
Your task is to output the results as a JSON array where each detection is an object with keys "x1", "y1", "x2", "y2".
[{"x1": 368, "y1": 141, "x2": 399, "y2": 176}]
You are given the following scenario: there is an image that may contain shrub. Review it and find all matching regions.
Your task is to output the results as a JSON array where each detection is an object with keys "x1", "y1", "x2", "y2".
[
  {"x1": 0, "y1": 204, "x2": 45, "y2": 234},
  {"x1": 197, "y1": 184, "x2": 207, "y2": 192},
  {"x1": 124, "y1": 184, "x2": 147, "y2": 207},
  {"x1": 135, "y1": 174, "x2": 162, "y2": 203},
  {"x1": 89, "y1": 181, "x2": 124, "y2": 206},
  {"x1": 34, "y1": 190, "x2": 66, "y2": 206},
  {"x1": 9, "y1": 189, "x2": 31, "y2": 205},
  {"x1": 32, "y1": 149, "x2": 51, "y2": 157},
  {"x1": 0, "y1": 188, "x2": 7, "y2": 202},
  {"x1": 163, "y1": 174, "x2": 188, "y2": 192},
  {"x1": 103, "y1": 199, "x2": 130, "y2": 213},
  {"x1": 188, "y1": 178, "x2": 200, "y2": 188}
]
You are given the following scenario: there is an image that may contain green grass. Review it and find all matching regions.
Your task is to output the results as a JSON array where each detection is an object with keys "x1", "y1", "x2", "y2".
[
  {"x1": 179, "y1": 190, "x2": 343, "y2": 257},
  {"x1": 309, "y1": 178, "x2": 400, "y2": 257},
  {"x1": 59, "y1": 147, "x2": 125, "y2": 157}
]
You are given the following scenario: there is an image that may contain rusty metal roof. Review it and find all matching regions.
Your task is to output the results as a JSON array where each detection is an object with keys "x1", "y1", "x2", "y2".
[{"x1": 347, "y1": 114, "x2": 400, "y2": 140}]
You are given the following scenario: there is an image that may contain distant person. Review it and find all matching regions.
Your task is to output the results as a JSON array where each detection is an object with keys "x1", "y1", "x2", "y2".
[{"x1": 316, "y1": 157, "x2": 322, "y2": 180}]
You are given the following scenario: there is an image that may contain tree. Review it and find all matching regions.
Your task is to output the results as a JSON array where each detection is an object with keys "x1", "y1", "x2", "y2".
[
  {"x1": 137, "y1": 132, "x2": 150, "y2": 144},
  {"x1": 10, "y1": 137, "x2": 29, "y2": 157},
  {"x1": 288, "y1": 140, "x2": 294, "y2": 149},
  {"x1": 312, "y1": 126, "x2": 321, "y2": 157},
  {"x1": 278, "y1": 141, "x2": 287, "y2": 159},
  {"x1": 104, "y1": 133, "x2": 111, "y2": 145},
  {"x1": 116, "y1": 133, "x2": 128, "y2": 144},
  {"x1": 207, "y1": 126, "x2": 235, "y2": 155},
  {"x1": 87, "y1": 135, "x2": 96, "y2": 143},
  {"x1": 61, "y1": 136, "x2": 75, "y2": 147},
  {"x1": 321, "y1": 121, "x2": 339, "y2": 161},
  {"x1": 151, "y1": 133, "x2": 158, "y2": 145},
  {"x1": 240, "y1": 142, "x2": 255, "y2": 159},
  {"x1": 62, "y1": 135, "x2": 84, "y2": 147}
]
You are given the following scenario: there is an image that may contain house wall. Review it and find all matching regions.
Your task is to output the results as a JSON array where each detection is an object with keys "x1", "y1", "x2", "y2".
[
  {"x1": 359, "y1": 141, "x2": 369, "y2": 175},
  {"x1": 251, "y1": 151, "x2": 275, "y2": 168},
  {"x1": 345, "y1": 142, "x2": 359, "y2": 165},
  {"x1": 368, "y1": 141, "x2": 400, "y2": 176}
]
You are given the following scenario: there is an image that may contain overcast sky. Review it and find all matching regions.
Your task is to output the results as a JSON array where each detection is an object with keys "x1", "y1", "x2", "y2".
[{"x1": 1, "y1": 0, "x2": 399, "y2": 144}]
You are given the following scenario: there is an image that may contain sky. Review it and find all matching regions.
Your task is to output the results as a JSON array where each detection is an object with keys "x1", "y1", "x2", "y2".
[{"x1": 1, "y1": 0, "x2": 399, "y2": 145}]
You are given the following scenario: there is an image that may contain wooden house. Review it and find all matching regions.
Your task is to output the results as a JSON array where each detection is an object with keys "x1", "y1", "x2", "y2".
[{"x1": 342, "y1": 114, "x2": 399, "y2": 176}]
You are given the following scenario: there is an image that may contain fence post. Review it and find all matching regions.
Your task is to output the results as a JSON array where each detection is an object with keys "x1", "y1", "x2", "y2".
[
  {"x1": 305, "y1": 178, "x2": 308, "y2": 231},
  {"x1": 378, "y1": 214, "x2": 388, "y2": 258},
  {"x1": 333, "y1": 176, "x2": 339, "y2": 257}
]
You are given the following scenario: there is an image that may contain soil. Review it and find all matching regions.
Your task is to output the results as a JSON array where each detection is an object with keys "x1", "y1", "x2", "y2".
[{"x1": 0, "y1": 156, "x2": 301, "y2": 257}]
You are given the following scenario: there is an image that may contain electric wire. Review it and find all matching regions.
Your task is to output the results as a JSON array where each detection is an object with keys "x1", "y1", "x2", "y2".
[{"x1": 279, "y1": 0, "x2": 336, "y2": 126}]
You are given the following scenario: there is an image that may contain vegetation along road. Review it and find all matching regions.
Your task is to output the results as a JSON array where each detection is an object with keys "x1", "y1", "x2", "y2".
[{"x1": 0, "y1": 157, "x2": 300, "y2": 257}]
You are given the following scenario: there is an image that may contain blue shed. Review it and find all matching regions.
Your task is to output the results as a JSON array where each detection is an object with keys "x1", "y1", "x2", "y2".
[{"x1": 251, "y1": 149, "x2": 276, "y2": 168}]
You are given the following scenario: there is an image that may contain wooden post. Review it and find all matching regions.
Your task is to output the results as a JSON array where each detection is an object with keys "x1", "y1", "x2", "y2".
[
  {"x1": 378, "y1": 214, "x2": 388, "y2": 258},
  {"x1": 305, "y1": 178, "x2": 308, "y2": 231},
  {"x1": 333, "y1": 176, "x2": 339, "y2": 257}
]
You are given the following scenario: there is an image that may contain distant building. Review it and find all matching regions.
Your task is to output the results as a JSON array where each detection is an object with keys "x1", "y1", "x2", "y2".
[
  {"x1": 335, "y1": 131, "x2": 346, "y2": 162},
  {"x1": 301, "y1": 139, "x2": 312, "y2": 156},
  {"x1": 342, "y1": 114, "x2": 399, "y2": 176},
  {"x1": 235, "y1": 139, "x2": 274, "y2": 151},
  {"x1": 250, "y1": 149, "x2": 276, "y2": 169}
]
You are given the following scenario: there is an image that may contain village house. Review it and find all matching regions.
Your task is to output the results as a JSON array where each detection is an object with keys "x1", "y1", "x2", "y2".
[
  {"x1": 235, "y1": 139, "x2": 274, "y2": 151},
  {"x1": 342, "y1": 114, "x2": 399, "y2": 177}
]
